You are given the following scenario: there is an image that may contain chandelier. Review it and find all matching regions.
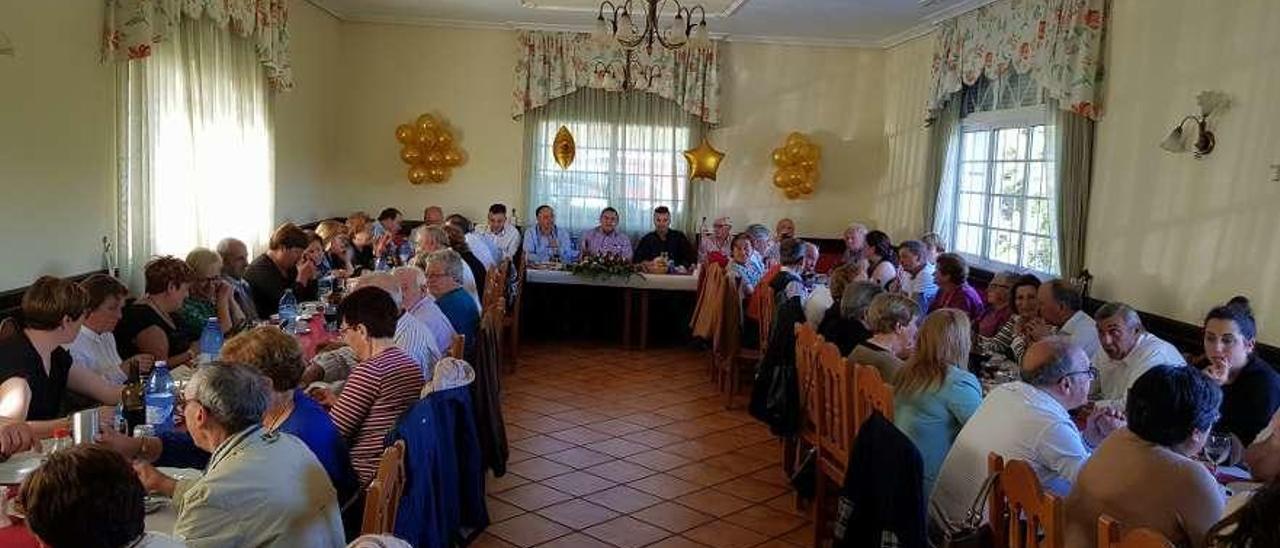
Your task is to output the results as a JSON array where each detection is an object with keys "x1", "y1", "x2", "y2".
[{"x1": 593, "y1": 0, "x2": 712, "y2": 52}]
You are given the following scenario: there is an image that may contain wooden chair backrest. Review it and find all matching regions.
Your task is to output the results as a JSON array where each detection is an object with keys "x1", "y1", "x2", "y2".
[
  {"x1": 1098, "y1": 515, "x2": 1175, "y2": 548},
  {"x1": 815, "y1": 341, "x2": 854, "y2": 482},
  {"x1": 713, "y1": 275, "x2": 743, "y2": 360},
  {"x1": 448, "y1": 334, "x2": 465, "y2": 360},
  {"x1": 997, "y1": 458, "x2": 1064, "y2": 548},
  {"x1": 483, "y1": 259, "x2": 509, "y2": 315},
  {"x1": 0, "y1": 318, "x2": 17, "y2": 344},
  {"x1": 795, "y1": 322, "x2": 821, "y2": 438},
  {"x1": 853, "y1": 363, "x2": 894, "y2": 427},
  {"x1": 757, "y1": 287, "x2": 776, "y2": 354},
  {"x1": 988, "y1": 453, "x2": 1008, "y2": 548},
  {"x1": 361, "y1": 440, "x2": 407, "y2": 535}
]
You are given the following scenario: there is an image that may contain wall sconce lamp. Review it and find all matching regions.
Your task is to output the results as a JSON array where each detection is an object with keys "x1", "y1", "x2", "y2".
[{"x1": 1160, "y1": 91, "x2": 1229, "y2": 159}]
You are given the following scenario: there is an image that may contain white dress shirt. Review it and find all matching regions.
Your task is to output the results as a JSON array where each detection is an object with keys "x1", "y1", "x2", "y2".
[
  {"x1": 932, "y1": 382, "x2": 1090, "y2": 526},
  {"x1": 68, "y1": 325, "x2": 127, "y2": 385},
  {"x1": 1094, "y1": 332, "x2": 1185, "y2": 408},
  {"x1": 395, "y1": 313, "x2": 441, "y2": 381},
  {"x1": 406, "y1": 296, "x2": 457, "y2": 356},
  {"x1": 1059, "y1": 310, "x2": 1102, "y2": 359},
  {"x1": 481, "y1": 223, "x2": 521, "y2": 260},
  {"x1": 465, "y1": 232, "x2": 499, "y2": 269}
]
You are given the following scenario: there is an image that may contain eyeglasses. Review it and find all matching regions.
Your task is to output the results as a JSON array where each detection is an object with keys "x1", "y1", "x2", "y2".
[{"x1": 1060, "y1": 366, "x2": 1099, "y2": 382}]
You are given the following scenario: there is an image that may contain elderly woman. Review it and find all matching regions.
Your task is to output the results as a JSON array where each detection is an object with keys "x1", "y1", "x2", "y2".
[
  {"x1": 134, "y1": 365, "x2": 345, "y2": 547},
  {"x1": 864, "y1": 230, "x2": 898, "y2": 289},
  {"x1": 176, "y1": 248, "x2": 241, "y2": 344},
  {"x1": 698, "y1": 216, "x2": 734, "y2": 265},
  {"x1": 818, "y1": 281, "x2": 883, "y2": 355},
  {"x1": 928, "y1": 253, "x2": 985, "y2": 321},
  {"x1": 1065, "y1": 365, "x2": 1225, "y2": 548},
  {"x1": 19, "y1": 445, "x2": 184, "y2": 548},
  {"x1": 728, "y1": 233, "x2": 764, "y2": 296},
  {"x1": 850, "y1": 293, "x2": 919, "y2": 383},
  {"x1": 986, "y1": 274, "x2": 1042, "y2": 361},
  {"x1": 974, "y1": 271, "x2": 1018, "y2": 350},
  {"x1": 69, "y1": 274, "x2": 152, "y2": 385},
  {"x1": 841, "y1": 223, "x2": 869, "y2": 265},
  {"x1": 1201, "y1": 297, "x2": 1280, "y2": 450},
  {"x1": 115, "y1": 256, "x2": 197, "y2": 366},
  {"x1": 744, "y1": 224, "x2": 775, "y2": 269},
  {"x1": 321, "y1": 286, "x2": 425, "y2": 484},
  {"x1": 893, "y1": 309, "x2": 982, "y2": 498}
]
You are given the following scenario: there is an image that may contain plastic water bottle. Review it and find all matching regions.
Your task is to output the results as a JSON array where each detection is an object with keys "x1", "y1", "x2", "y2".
[
  {"x1": 198, "y1": 317, "x2": 223, "y2": 365},
  {"x1": 278, "y1": 289, "x2": 298, "y2": 334},
  {"x1": 145, "y1": 362, "x2": 176, "y2": 432}
]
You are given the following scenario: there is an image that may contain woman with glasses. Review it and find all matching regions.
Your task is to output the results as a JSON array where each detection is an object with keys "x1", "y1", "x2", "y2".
[
  {"x1": 175, "y1": 248, "x2": 243, "y2": 344},
  {"x1": 1065, "y1": 365, "x2": 1225, "y2": 548}
]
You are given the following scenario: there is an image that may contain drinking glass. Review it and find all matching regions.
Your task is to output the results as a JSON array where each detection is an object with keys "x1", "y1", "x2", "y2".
[{"x1": 1204, "y1": 433, "x2": 1233, "y2": 466}]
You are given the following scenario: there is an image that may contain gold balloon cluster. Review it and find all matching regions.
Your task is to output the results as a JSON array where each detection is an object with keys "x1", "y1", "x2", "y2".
[
  {"x1": 395, "y1": 114, "x2": 465, "y2": 184},
  {"x1": 771, "y1": 132, "x2": 821, "y2": 199}
]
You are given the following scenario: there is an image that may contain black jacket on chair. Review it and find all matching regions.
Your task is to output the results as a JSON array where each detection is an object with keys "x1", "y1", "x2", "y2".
[{"x1": 835, "y1": 411, "x2": 927, "y2": 548}]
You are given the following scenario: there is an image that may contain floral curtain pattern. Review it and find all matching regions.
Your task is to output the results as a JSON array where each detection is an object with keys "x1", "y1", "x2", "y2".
[
  {"x1": 928, "y1": 0, "x2": 1106, "y2": 121},
  {"x1": 513, "y1": 31, "x2": 720, "y2": 125},
  {"x1": 103, "y1": 0, "x2": 292, "y2": 91}
]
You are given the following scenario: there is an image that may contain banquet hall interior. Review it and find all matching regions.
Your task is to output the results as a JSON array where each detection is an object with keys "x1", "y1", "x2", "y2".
[{"x1": 2, "y1": 0, "x2": 1280, "y2": 547}]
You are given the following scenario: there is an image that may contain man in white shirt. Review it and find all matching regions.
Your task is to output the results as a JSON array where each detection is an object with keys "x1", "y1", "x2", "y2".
[
  {"x1": 1022, "y1": 279, "x2": 1102, "y2": 359},
  {"x1": 391, "y1": 266, "x2": 457, "y2": 354},
  {"x1": 479, "y1": 203, "x2": 521, "y2": 260},
  {"x1": 895, "y1": 240, "x2": 939, "y2": 314},
  {"x1": 354, "y1": 272, "x2": 441, "y2": 380},
  {"x1": 1092, "y1": 302, "x2": 1186, "y2": 409},
  {"x1": 932, "y1": 338, "x2": 1122, "y2": 526}
]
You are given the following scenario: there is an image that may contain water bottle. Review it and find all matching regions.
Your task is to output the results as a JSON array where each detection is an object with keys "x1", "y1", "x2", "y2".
[
  {"x1": 145, "y1": 362, "x2": 176, "y2": 432},
  {"x1": 318, "y1": 275, "x2": 334, "y2": 301},
  {"x1": 198, "y1": 317, "x2": 223, "y2": 365},
  {"x1": 278, "y1": 289, "x2": 298, "y2": 334},
  {"x1": 374, "y1": 255, "x2": 388, "y2": 272}
]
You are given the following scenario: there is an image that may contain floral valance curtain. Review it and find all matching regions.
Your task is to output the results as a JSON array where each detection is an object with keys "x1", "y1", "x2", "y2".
[
  {"x1": 512, "y1": 31, "x2": 720, "y2": 125},
  {"x1": 928, "y1": 0, "x2": 1106, "y2": 121},
  {"x1": 103, "y1": 0, "x2": 292, "y2": 91}
]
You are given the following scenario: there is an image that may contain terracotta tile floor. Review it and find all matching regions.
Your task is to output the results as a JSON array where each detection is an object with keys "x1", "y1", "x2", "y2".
[{"x1": 476, "y1": 342, "x2": 810, "y2": 548}]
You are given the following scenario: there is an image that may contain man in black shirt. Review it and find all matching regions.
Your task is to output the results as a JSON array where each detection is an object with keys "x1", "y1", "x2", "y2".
[
  {"x1": 243, "y1": 223, "x2": 317, "y2": 316},
  {"x1": 633, "y1": 206, "x2": 694, "y2": 270}
]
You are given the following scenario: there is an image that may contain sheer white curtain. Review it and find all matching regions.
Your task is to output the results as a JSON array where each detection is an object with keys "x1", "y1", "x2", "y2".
[
  {"x1": 523, "y1": 89, "x2": 698, "y2": 239},
  {"x1": 117, "y1": 17, "x2": 273, "y2": 288}
]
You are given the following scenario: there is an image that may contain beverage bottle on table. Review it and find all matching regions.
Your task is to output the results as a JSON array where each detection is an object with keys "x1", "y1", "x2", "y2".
[
  {"x1": 278, "y1": 289, "x2": 298, "y2": 334},
  {"x1": 121, "y1": 360, "x2": 146, "y2": 432},
  {"x1": 49, "y1": 428, "x2": 72, "y2": 453},
  {"x1": 198, "y1": 317, "x2": 223, "y2": 365},
  {"x1": 145, "y1": 361, "x2": 176, "y2": 433}
]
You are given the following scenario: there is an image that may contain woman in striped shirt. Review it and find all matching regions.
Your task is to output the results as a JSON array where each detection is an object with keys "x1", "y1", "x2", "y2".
[{"x1": 324, "y1": 286, "x2": 425, "y2": 483}]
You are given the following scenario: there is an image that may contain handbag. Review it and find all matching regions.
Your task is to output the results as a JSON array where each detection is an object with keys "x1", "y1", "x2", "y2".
[{"x1": 926, "y1": 471, "x2": 1000, "y2": 548}]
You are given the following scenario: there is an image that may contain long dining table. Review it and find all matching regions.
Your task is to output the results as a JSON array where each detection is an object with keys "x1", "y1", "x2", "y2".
[{"x1": 524, "y1": 267, "x2": 699, "y2": 349}]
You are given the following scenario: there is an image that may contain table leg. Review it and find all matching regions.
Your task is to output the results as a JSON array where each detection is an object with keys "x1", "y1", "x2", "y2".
[
  {"x1": 623, "y1": 287, "x2": 633, "y2": 349},
  {"x1": 640, "y1": 289, "x2": 650, "y2": 350}
]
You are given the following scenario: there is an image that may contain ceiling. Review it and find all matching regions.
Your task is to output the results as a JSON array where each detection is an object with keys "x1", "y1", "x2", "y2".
[{"x1": 307, "y1": 0, "x2": 998, "y2": 48}]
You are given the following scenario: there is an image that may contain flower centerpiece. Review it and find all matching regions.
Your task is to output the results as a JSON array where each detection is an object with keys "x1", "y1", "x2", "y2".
[{"x1": 566, "y1": 252, "x2": 641, "y2": 280}]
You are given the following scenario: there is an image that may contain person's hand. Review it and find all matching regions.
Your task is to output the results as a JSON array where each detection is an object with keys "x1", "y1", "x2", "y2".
[
  {"x1": 296, "y1": 259, "x2": 317, "y2": 284},
  {"x1": 0, "y1": 421, "x2": 38, "y2": 460},
  {"x1": 1204, "y1": 357, "x2": 1230, "y2": 385},
  {"x1": 306, "y1": 386, "x2": 337, "y2": 408},
  {"x1": 132, "y1": 461, "x2": 177, "y2": 497},
  {"x1": 330, "y1": 268, "x2": 351, "y2": 280},
  {"x1": 95, "y1": 425, "x2": 141, "y2": 459},
  {"x1": 213, "y1": 279, "x2": 233, "y2": 304},
  {"x1": 1021, "y1": 317, "x2": 1053, "y2": 341},
  {"x1": 1085, "y1": 406, "x2": 1126, "y2": 446},
  {"x1": 124, "y1": 353, "x2": 155, "y2": 375},
  {"x1": 373, "y1": 233, "x2": 393, "y2": 256}
]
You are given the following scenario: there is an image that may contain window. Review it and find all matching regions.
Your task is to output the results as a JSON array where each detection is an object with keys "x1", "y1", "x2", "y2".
[
  {"x1": 524, "y1": 89, "x2": 697, "y2": 237},
  {"x1": 949, "y1": 108, "x2": 1059, "y2": 274}
]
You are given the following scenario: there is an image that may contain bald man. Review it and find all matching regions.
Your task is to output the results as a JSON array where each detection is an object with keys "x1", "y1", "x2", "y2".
[
  {"x1": 423, "y1": 206, "x2": 444, "y2": 226},
  {"x1": 931, "y1": 337, "x2": 1124, "y2": 526}
]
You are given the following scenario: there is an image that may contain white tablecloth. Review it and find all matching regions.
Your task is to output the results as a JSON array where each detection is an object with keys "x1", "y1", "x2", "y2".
[{"x1": 526, "y1": 268, "x2": 698, "y2": 292}]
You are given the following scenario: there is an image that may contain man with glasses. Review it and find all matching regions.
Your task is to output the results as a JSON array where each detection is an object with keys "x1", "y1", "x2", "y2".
[{"x1": 931, "y1": 337, "x2": 1126, "y2": 528}]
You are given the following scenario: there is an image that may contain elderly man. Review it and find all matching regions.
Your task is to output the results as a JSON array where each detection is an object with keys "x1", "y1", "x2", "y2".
[
  {"x1": 523, "y1": 204, "x2": 577, "y2": 264},
  {"x1": 932, "y1": 338, "x2": 1123, "y2": 527},
  {"x1": 479, "y1": 203, "x2": 521, "y2": 260},
  {"x1": 133, "y1": 365, "x2": 345, "y2": 547},
  {"x1": 895, "y1": 240, "x2": 938, "y2": 314},
  {"x1": 424, "y1": 249, "x2": 480, "y2": 362},
  {"x1": 243, "y1": 223, "x2": 317, "y2": 316},
  {"x1": 775, "y1": 218, "x2": 796, "y2": 240},
  {"x1": 697, "y1": 216, "x2": 733, "y2": 265},
  {"x1": 634, "y1": 206, "x2": 694, "y2": 269},
  {"x1": 1092, "y1": 302, "x2": 1185, "y2": 409},
  {"x1": 744, "y1": 224, "x2": 774, "y2": 269},
  {"x1": 372, "y1": 208, "x2": 413, "y2": 265},
  {"x1": 392, "y1": 265, "x2": 456, "y2": 354},
  {"x1": 579, "y1": 207, "x2": 632, "y2": 260},
  {"x1": 423, "y1": 205, "x2": 445, "y2": 226},
  {"x1": 216, "y1": 237, "x2": 258, "y2": 321},
  {"x1": 1021, "y1": 279, "x2": 1102, "y2": 359},
  {"x1": 353, "y1": 272, "x2": 440, "y2": 379}
]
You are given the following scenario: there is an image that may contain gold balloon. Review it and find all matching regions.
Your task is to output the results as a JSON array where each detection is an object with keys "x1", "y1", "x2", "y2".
[
  {"x1": 553, "y1": 126, "x2": 576, "y2": 169},
  {"x1": 400, "y1": 145, "x2": 422, "y2": 164},
  {"x1": 428, "y1": 166, "x2": 448, "y2": 183},
  {"x1": 443, "y1": 149, "x2": 462, "y2": 167},
  {"x1": 417, "y1": 128, "x2": 438, "y2": 149},
  {"x1": 416, "y1": 114, "x2": 438, "y2": 132},
  {"x1": 771, "y1": 132, "x2": 821, "y2": 199},
  {"x1": 785, "y1": 188, "x2": 800, "y2": 199},
  {"x1": 425, "y1": 151, "x2": 444, "y2": 166},
  {"x1": 408, "y1": 165, "x2": 429, "y2": 185},
  {"x1": 395, "y1": 124, "x2": 416, "y2": 145},
  {"x1": 772, "y1": 171, "x2": 788, "y2": 188},
  {"x1": 771, "y1": 148, "x2": 787, "y2": 167},
  {"x1": 683, "y1": 136, "x2": 726, "y2": 182},
  {"x1": 435, "y1": 131, "x2": 452, "y2": 148}
]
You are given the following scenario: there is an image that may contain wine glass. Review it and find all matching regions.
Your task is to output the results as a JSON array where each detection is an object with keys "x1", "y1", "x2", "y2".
[{"x1": 1204, "y1": 433, "x2": 1233, "y2": 466}]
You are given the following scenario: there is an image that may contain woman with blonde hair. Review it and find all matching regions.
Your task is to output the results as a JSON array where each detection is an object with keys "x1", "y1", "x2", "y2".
[
  {"x1": 315, "y1": 220, "x2": 352, "y2": 275},
  {"x1": 175, "y1": 248, "x2": 242, "y2": 343},
  {"x1": 892, "y1": 309, "x2": 983, "y2": 498}
]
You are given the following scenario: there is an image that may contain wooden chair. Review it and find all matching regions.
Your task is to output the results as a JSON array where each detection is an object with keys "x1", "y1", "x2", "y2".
[
  {"x1": 712, "y1": 274, "x2": 759, "y2": 409},
  {"x1": 853, "y1": 363, "x2": 894, "y2": 427},
  {"x1": 502, "y1": 257, "x2": 525, "y2": 373},
  {"x1": 448, "y1": 334, "x2": 465, "y2": 360},
  {"x1": 786, "y1": 322, "x2": 821, "y2": 476},
  {"x1": 361, "y1": 440, "x2": 407, "y2": 535},
  {"x1": 1098, "y1": 515, "x2": 1174, "y2": 548},
  {"x1": 0, "y1": 317, "x2": 17, "y2": 343},
  {"x1": 811, "y1": 341, "x2": 855, "y2": 547},
  {"x1": 990, "y1": 457, "x2": 1064, "y2": 548}
]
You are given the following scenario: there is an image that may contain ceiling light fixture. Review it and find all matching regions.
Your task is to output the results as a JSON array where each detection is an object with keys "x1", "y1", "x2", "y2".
[{"x1": 593, "y1": 0, "x2": 711, "y2": 53}]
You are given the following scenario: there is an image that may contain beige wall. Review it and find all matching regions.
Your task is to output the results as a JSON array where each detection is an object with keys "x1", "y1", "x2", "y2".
[
  {"x1": 1086, "y1": 0, "x2": 1280, "y2": 336},
  {"x1": 0, "y1": 2, "x2": 116, "y2": 290}
]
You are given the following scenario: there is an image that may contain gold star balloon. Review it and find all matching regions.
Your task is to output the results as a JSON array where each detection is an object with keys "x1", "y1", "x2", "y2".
[{"x1": 683, "y1": 136, "x2": 726, "y2": 182}]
